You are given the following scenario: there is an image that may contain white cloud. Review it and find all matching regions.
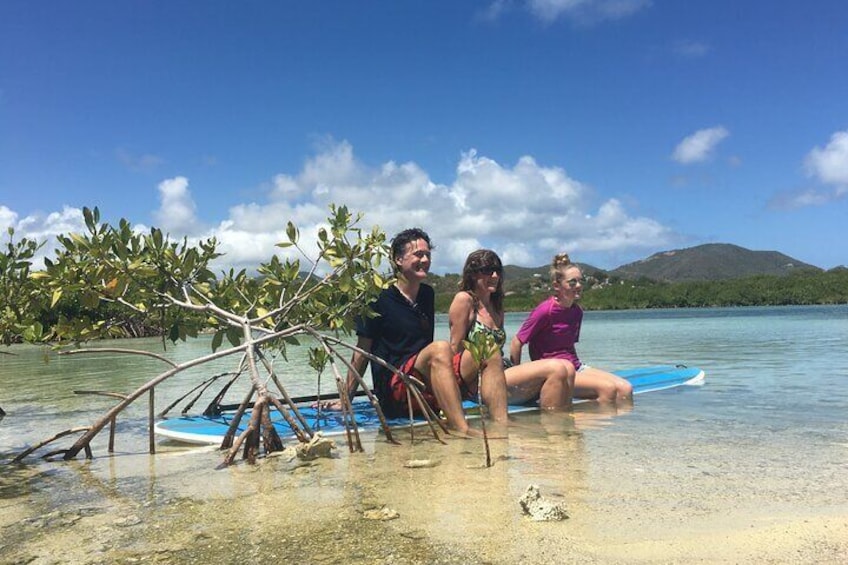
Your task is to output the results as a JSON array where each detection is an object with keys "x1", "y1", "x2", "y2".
[
  {"x1": 205, "y1": 142, "x2": 675, "y2": 272},
  {"x1": 0, "y1": 206, "x2": 85, "y2": 266},
  {"x1": 6, "y1": 141, "x2": 680, "y2": 273},
  {"x1": 116, "y1": 148, "x2": 165, "y2": 172},
  {"x1": 0, "y1": 205, "x2": 18, "y2": 233},
  {"x1": 16, "y1": 207, "x2": 85, "y2": 242},
  {"x1": 477, "y1": 0, "x2": 512, "y2": 22},
  {"x1": 672, "y1": 126, "x2": 730, "y2": 164},
  {"x1": 525, "y1": 0, "x2": 651, "y2": 23},
  {"x1": 771, "y1": 129, "x2": 848, "y2": 209},
  {"x1": 805, "y1": 130, "x2": 848, "y2": 188},
  {"x1": 154, "y1": 176, "x2": 201, "y2": 234},
  {"x1": 673, "y1": 40, "x2": 711, "y2": 58},
  {"x1": 499, "y1": 242, "x2": 537, "y2": 268},
  {"x1": 767, "y1": 188, "x2": 833, "y2": 211}
]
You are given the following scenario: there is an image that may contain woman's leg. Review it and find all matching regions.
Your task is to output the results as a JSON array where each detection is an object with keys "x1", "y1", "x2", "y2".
[
  {"x1": 458, "y1": 349, "x2": 508, "y2": 422},
  {"x1": 504, "y1": 359, "x2": 575, "y2": 410}
]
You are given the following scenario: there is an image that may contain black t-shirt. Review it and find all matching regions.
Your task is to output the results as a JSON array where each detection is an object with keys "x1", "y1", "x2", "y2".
[{"x1": 356, "y1": 284, "x2": 435, "y2": 414}]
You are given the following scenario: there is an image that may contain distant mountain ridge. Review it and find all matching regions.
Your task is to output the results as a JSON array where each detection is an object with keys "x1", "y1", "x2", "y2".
[
  {"x1": 428, "y1": 244, "x2": 844, "y2": 311},
  {"x1": 609, "y1": 243, "x2": 821, "y2": 282},
  {"x1": 429, "y1": 244, "x2": 825, "y2": 293}
]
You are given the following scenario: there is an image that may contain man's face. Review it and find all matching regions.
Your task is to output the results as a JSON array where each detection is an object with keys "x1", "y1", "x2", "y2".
[{"x1": 395, "y1": 238, "x2": 432, "y2": 281}]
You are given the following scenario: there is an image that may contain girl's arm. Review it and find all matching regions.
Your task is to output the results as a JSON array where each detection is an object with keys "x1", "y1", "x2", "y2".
[{"x1": 509, "y1": 335, "x2": 524, "y2": 365}]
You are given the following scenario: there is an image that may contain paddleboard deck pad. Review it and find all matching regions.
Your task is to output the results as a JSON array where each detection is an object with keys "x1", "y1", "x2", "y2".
[{"x1": 154, "y1": 364, "x2": 705, "y2": 445}]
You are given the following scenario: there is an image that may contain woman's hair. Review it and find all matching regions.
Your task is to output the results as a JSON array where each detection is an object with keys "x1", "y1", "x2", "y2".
[
  {"x1": 550, "y1": 253, "x2": 578, "y2": 284},
  {"x1": 390, "y1": 228, "x2": 432, "y2": 272},
  {"x1": 459, "y1": 249, "x2": 504, "y2": 313}
]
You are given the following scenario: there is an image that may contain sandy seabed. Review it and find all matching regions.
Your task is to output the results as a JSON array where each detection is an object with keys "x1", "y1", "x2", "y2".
[{"x1": 2, "y1": 412, "x2": 847, "y2": 565}]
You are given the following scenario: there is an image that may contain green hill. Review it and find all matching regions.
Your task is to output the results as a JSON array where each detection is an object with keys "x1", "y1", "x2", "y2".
[
  {"x1": 429, "y1": 243, "x2": 843, "y2": 311},
  {"x1": 609, "y1": 243, "x2": 821, "y2": 282}
]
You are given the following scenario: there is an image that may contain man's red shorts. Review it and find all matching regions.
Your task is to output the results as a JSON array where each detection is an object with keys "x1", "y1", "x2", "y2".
[{"x1": 388, "y1": 352, "x2": 474, "y2": 415}]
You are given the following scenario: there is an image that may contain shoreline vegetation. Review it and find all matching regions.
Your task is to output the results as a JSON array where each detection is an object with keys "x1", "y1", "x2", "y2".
[
  {"x1": 3, "y1": 214, "x2": 846, "y2": 345},
  {"x1": 436, "y1": 268, "x2": 848, "y2": 312},
  {"x1": 5, "y1": 268, "x2": 847, "y2": 344}
]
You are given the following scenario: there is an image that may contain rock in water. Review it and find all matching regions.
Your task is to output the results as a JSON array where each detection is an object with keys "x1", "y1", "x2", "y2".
[
  {"x1": 295, "y1": 432, "x2": 336, "y2": 460},
  {"x1": 363, "y1": 507, "x2": 400, "y2": 521},
  {"x1": 403, "y1": 459, "x2": 439, "y2": 468},
  {"x1": 519, "y1": 484, "x2": 569, "y2": 521}
]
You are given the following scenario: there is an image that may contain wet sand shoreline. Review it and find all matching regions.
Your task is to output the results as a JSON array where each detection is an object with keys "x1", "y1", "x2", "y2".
[{"x1": 2, "y1": 418, "x2": 847, "y2": 564}]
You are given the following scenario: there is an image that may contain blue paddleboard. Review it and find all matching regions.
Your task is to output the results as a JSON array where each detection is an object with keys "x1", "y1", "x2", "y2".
[{"x1": 154, "y1": 364, "x2": 705, "y2": 445}]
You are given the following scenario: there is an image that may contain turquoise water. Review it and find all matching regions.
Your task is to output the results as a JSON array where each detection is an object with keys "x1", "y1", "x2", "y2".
[
  {"x1": 1, "y1": 305, "x2": 846, "y2": 456},
  {"x1": 1, "y1": 305, "x2": 846, "y2": 562}
]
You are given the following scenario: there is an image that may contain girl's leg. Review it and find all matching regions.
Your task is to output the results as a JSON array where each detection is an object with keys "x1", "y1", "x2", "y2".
[
  {"x1": 573, "y1": 367, "x2": 633, "y2": 404},
  {"x1": 504, "y1": 359, "x2": 575, "y2": 410}
]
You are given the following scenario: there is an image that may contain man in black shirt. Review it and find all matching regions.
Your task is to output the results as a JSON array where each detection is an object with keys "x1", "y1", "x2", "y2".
[{"x1": 344, "y1": 228, "x2": 507, "y2": 435}]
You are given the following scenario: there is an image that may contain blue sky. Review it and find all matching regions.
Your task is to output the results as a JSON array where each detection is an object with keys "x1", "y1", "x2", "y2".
[{"x1": 2, "y1": 0, "x2": 847, "y2": 274}]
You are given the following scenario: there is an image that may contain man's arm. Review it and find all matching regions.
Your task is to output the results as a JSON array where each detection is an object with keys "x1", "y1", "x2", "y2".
[{"x1": 345, "y1": 335, "x2": 373, "y2": 397}]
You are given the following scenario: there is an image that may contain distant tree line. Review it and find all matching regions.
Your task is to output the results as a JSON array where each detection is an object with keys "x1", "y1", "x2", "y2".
[
  {"x1": 433, "y1": 268, "x2": 848, "y2": 312},
  {"x1": 3, "y1": 221, "x2": 846, "y2": 346},
  {"x1": 593, "y1": 270, "x2": 847, "y2": 310}
]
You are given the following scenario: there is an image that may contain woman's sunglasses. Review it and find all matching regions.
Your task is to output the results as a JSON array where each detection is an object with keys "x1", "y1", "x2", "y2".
[{"x1": 475, "y1": 265, "x2": 502, "y2": 276}]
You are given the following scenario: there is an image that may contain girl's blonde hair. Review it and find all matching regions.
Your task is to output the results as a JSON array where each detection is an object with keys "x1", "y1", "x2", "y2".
[{"x1": 550, "y1": 253, "x2": 578, "y2": 284}]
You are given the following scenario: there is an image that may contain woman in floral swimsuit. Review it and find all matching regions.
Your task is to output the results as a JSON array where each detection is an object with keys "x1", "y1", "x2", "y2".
[{"x1": 449, "y1": 249, "x2": 574, "y2": 410}]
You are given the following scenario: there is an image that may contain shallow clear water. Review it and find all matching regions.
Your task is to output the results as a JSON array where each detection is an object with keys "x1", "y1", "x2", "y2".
[
  {"x1": 2, "y1": 305, "x2": 847, "y2": 466},
  {"x1": 1, "y1": 305, "x2": 847, "y2": 563}
]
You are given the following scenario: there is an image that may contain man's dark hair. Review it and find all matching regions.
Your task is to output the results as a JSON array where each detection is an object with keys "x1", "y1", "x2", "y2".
[{"x1": 390, "y1": 228, "x2": 433, "y2": 265}]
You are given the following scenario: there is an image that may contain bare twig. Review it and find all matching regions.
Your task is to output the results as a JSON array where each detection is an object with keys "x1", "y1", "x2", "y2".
[
  {"x1": 255, "y1": 350, "x2": 313, "y2": 437},
  {"x1": 11, "y1": 427, "x2": 91, "y2": 463},
  {"x1": 157, "y1": 371, "x2": 236, "y2": 417},
  {"x1": 259, "y1": 402, "x2": 284, "y2": 453},
  {"x1": 73, "y1": 391, "x2": 128, "y2": 401},
  {"x1": 462, "y1": 332, "x2": 498, "y2": 468},
  {"x1": 60, "y1": 347, "x2": 178, "y2": 368},
  {"x1": 221, "y1": 385, "x2": 256, "y2": 450},
  {"x1": 267, "y1": 395, "x2": 308, "y2": 443},
  {"x1": 326, "y1": 337, "x2": 448, "y2": 444},
  {"x1": 52, "y1": 338, "x2": 261, "y2": 460}
]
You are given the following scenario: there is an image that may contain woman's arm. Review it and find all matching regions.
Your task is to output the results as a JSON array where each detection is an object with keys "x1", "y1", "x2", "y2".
[{"x1": 448, "y1": 291, "x2": 474, "y2": 354}]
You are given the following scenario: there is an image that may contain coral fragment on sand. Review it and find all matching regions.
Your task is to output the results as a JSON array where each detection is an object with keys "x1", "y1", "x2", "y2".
[{"x1": 519, "y1": 484, "x2": 569, "y2": 521}]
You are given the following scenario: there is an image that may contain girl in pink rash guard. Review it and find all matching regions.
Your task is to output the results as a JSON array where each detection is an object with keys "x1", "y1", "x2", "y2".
[{"x1": 508, "y1": 253, "x2": 633, "y2": 406}]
